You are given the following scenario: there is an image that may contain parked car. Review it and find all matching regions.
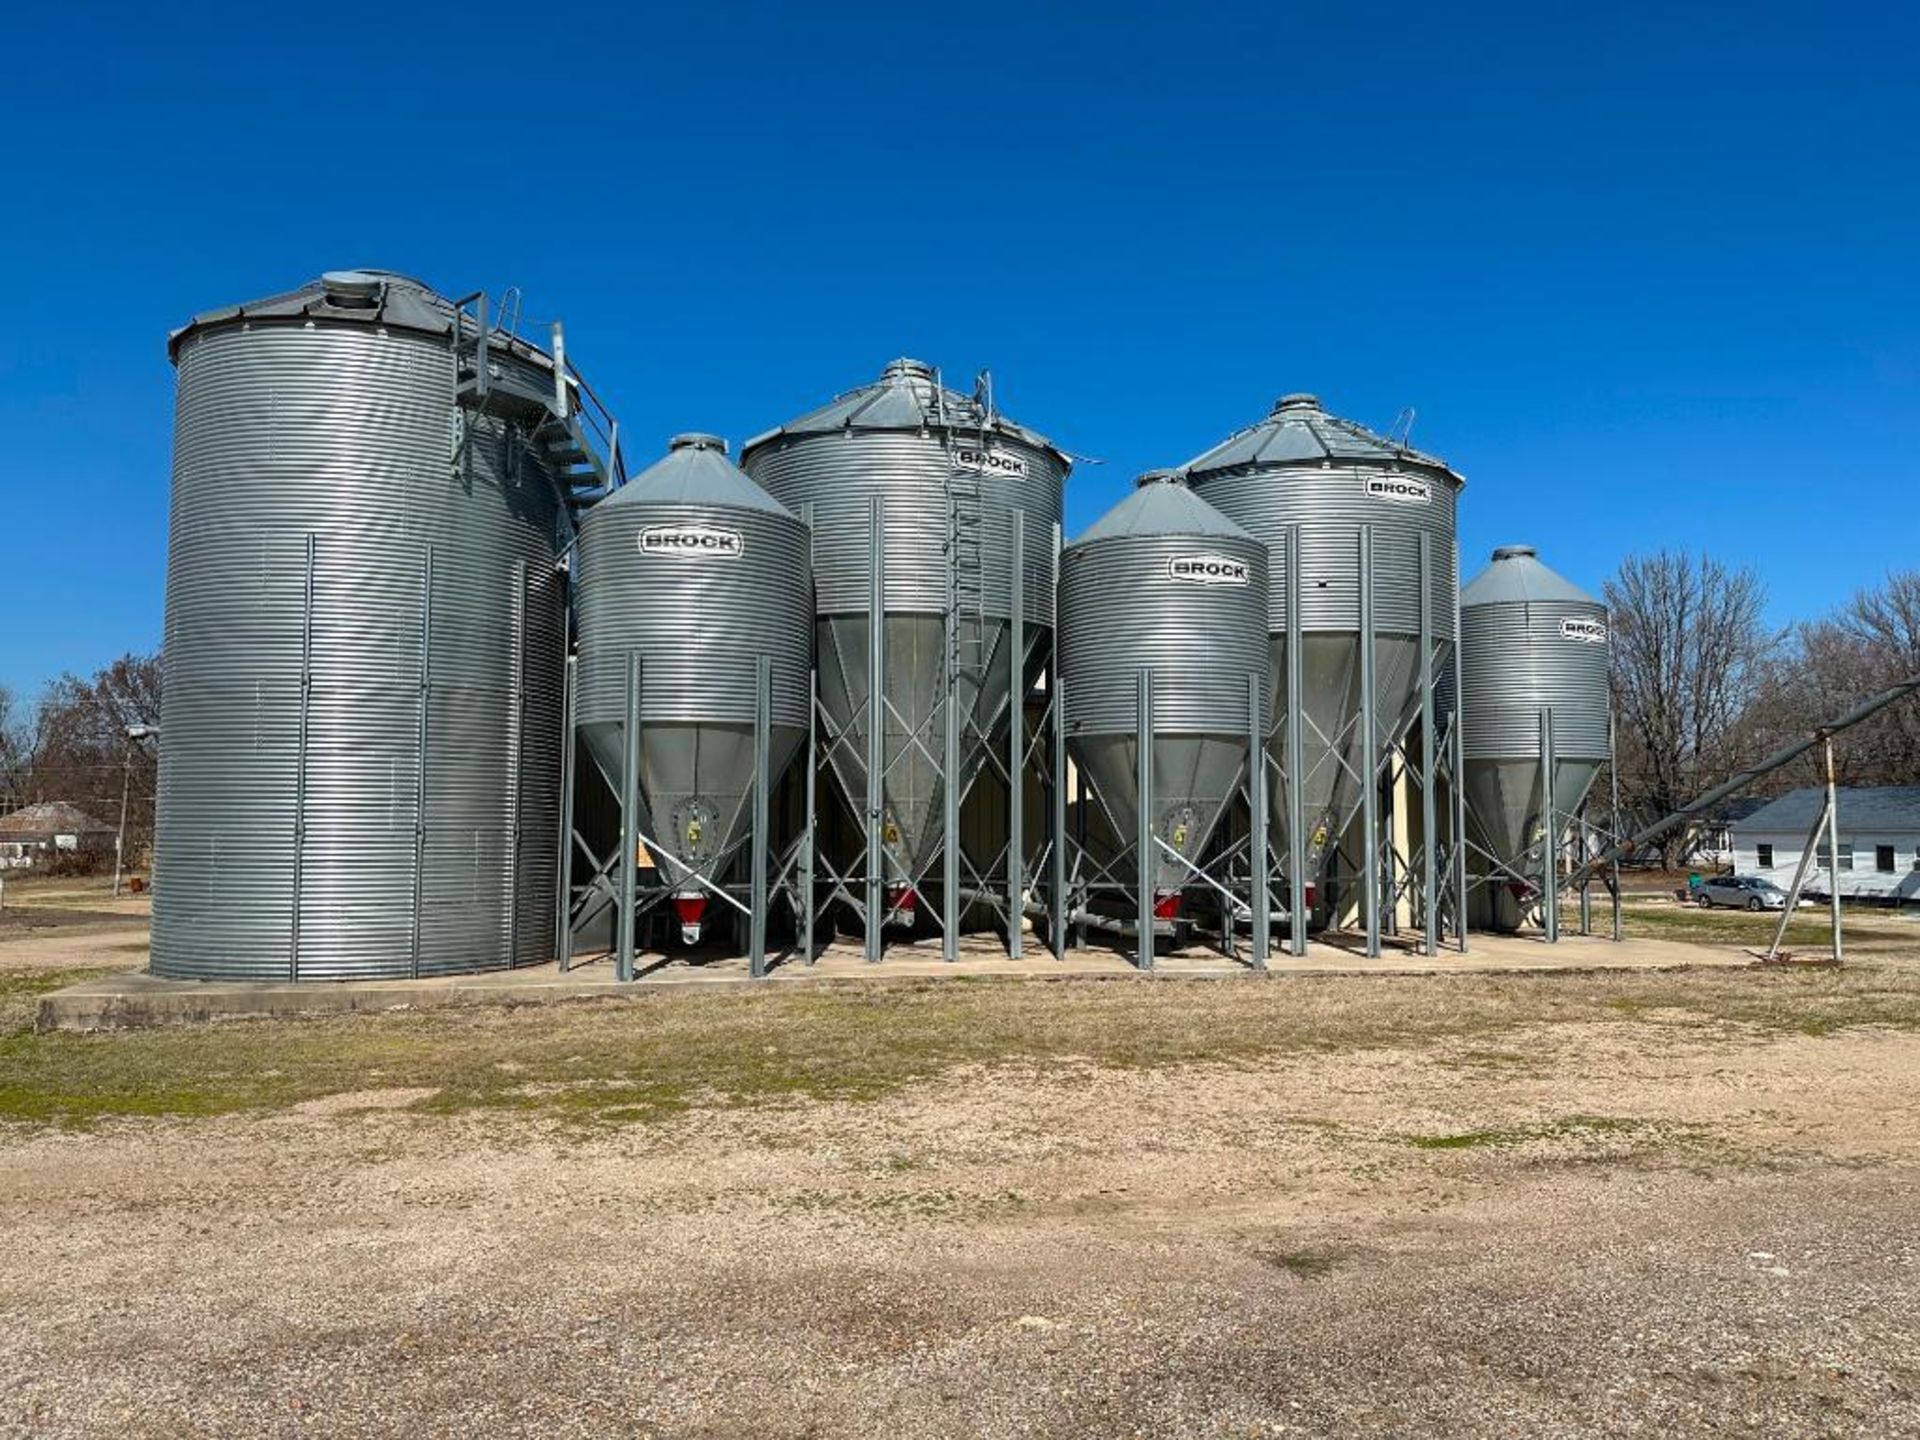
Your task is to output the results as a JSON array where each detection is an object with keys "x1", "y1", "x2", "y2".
[{"x1": 1695, "y1": 875, "x2": 1791, "y2": 911}]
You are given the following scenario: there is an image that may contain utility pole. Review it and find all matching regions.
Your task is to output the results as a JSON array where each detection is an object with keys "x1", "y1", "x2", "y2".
[
  {"x1": 112, "y1": 724, "x2": 155, "y2": 899},
  {"x1": 1821, "y1": 734, "x2": 1844, "y2": 963}
]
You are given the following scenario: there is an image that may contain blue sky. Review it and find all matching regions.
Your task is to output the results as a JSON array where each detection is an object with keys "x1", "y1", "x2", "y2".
[{"x1": 3, "y1": 0, "x2": 1915, "y2": 695}]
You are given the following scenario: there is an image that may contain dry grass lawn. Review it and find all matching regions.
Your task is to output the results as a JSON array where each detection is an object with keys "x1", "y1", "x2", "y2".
[{"x1": 0, "y1": 897, "x2": 1917, "y2": 1436}]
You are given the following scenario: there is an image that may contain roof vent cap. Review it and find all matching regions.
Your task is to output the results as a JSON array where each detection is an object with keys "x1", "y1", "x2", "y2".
[
  {"x1": 1271, "y1": 392, "x2": 1321, "y2": 414},
  {"x1": 668, "y1": 432, "x2": 728, "y2": 455},
  {"x1": 1491, "y1": 544, "x2": 1538, "y2": 561},
  {"x1": 1135, "y1": 468, "x2": 1187, "y2": 489},
  {"x1": 881, "y1": 357, "x2": 936, "y2": 383},
  {"x1": 320, "y1": 270, "x2": 385, "y2": 309}
]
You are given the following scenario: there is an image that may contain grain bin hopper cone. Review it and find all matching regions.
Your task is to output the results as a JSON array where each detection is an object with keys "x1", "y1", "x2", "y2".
[
  {"x1": 741, "y1": 359, "x2": 1068, "y2": 953},
  {"x1": 573, "y1": 434, "x2": 813, "y2": 962},
  {"x1": 1458, "y1": 545, "x2": 1611, "y2": 933},
  {"x1": 1059, "y1": 472, "x2": 1270, "y2": 962},
  {"x1": 1183, "y1": 394, "x2": 1463, "y2": 944}
]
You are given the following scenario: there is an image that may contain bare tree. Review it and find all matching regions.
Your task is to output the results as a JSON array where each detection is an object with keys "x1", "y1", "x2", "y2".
[
  {"x1": 1605, "y1": 551, "x2": 1774, "y2": 867},
  {"x1": 14, "y1": 653, "x2": 163, "y2": 846},
  {"x1": 1765, "y1": 571, "x2": 1920, "y2": 786},
  {"x1": 0, "y1": 683, "x2": 30, "y2": 811}
]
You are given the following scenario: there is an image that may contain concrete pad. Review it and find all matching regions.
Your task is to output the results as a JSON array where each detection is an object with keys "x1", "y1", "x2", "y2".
[{"x1": 35, "y1": 929, "x2": 1752, "y2": 1033}]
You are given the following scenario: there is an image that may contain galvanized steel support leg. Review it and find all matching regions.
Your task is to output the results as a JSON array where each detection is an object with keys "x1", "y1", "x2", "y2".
[
  {"x1": 1051, "y1": 670, "x2": 1069, "y2": 959},
  {"x1": 867, "y1": 497, "x2": 885, "y2": 962},
  {"x1": 1007, "y1": 512, "x2": 1025, "y2": 959},
  {"x1": 557, "y1": 654, "x2": 576, "y2": 971},
  {"x1": 1382, "y1": 761, "x2": 1398, "y2": 938},
  {"x1": 943, "y1": 514, "x2": 961, "y2": 964},
  {"x1": 1286, "y1": 526, "x2": 1307, "y2": 957},
  {"x1": 802, "y1": 500, "x2": 819, "y2": 966},
  {"x1": 1540, "y1": 707, "x2": 1559, "y2": 944},
  {"x1": 1608, "y1": 706, "x2": 1623, "y2": 943},
  {"x1": 1578, "y1": 808, "x2": 1593, "y2": 935},
  {"x1": 1451, "y1": 535, "x2": 1470, "y2": 954},
  {"x1": 1136, "y1": 668, "x2": 1155, "y2": 972},
  {"x1": 1248, "y1": 671, "x2": 1269, "y2": 970},
  {"x1": 291, "y1": 532, "x2": 316, "y2": 983},
  {"x1": 1418, "y1": 532, "x2": 1438, "y2": 957},
  {"x1": 618, "y1": 652, "x2": 642, "y2": 982},
  {"x1": 1074, "y1": 764, "x2": 1089, "y2": 952},
  {"x1": 411, "y1": 544, "x2": 433, "y2": 979},
  {"x1": 1358, "y1": 526, "x2": 1380, "y2": 959},
  {"x1": 750, "y1": 656, "x2": 771, "y2": 978},
  {"x1": 803, "y1": 667, "x2": 818, "y2": 964}
]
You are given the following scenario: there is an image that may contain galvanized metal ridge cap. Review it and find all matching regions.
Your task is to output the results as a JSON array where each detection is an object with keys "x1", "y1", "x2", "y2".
[{"x1": 166, "y1": 272, "x2": 559, "y2": 370}]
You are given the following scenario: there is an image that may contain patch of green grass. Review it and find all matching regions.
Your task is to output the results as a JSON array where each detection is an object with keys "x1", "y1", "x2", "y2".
[
  {"x1": 1406, "y1": 1114, "x2": 1657, "y2": 1151},
  {"x1": 1439, "y1": 1048, "x2": 1538, "y2": 1072},
  {"x1": 1615, "y1": 899, "x2": 1915, "y2": 955},
  {"x1": 1256, "y1": 1246, "x2": 1345, "y2": 1279},
  {"x1": 3, "y1": 964, "x2": 1920, "y2": 1133}
]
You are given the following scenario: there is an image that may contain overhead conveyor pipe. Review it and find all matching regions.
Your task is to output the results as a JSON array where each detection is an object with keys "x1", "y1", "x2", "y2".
[{"x1": 1562, "y1": 673, "x2": 1920, "y2": 893}]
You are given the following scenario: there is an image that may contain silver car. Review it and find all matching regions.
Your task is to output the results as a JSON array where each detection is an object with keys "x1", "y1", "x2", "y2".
[{"x1": 1695, "y1": 875, "x2": 1790, "y2": 911}]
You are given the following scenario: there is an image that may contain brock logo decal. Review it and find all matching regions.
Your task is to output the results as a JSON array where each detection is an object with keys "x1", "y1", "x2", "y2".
[
  {"x1": 952, "y1": 446, "x2": 1031, "y2": 480},
  {"x1": 1366, "y1": 476, "x2": 1432, "y2": 504},
  {"x1": 1167, "y1": 554, "x2": 1251, "y2": 587},
  {"x1": 638, "y1": 525, "x2": 744, "y2": 560}
]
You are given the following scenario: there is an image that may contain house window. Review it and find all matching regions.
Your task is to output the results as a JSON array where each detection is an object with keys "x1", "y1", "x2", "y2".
[
  {"x1": 1756, "y1": 844, "x2": 1773, "y2": 868},
  {"x1": 1816, "y1": 842, "x2": 1854, "y2": 871},
  {"x1": 1877, "y1": 845, "x2": 1896, "y2": 874}
]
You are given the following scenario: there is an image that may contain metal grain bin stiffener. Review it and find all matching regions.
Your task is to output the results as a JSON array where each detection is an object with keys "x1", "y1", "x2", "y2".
[
  {"x1": 1059, "y1": 473, "x2": 1269, "y2": 950},
  {"x1": 1458, "y1": 545, "x2": 1611, "y2": 932},
  {"x1": 740, "y1": 359, "x2": 1068, "y2": 950},
  {"x1": 154, "y1": 270, "x2": 594, "y2": 981},
  {"x1": 1183, "y1": 394, "x2": 1463, "y2": 940},
  {"x1": 572, "y1": 434, "x2": 813, "y2": 955}
]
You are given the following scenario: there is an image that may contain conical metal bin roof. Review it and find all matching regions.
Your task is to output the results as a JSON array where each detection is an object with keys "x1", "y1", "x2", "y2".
[
  {"x1": 592, "y1": 433, "x2": 796, "y2": 516},
  {"x1": 1183, "y1": 393, "x2": 1464, "y2": 486},
  {"x1": 741, "y1": 357, "x2": 1069, "y2": 469},
  {"x1": 1074, "y1": 470, "x2": 1256, "y2": 544},
  {"x1": 1461, "y1": 544, "x2": 1599, "y2": 608}
]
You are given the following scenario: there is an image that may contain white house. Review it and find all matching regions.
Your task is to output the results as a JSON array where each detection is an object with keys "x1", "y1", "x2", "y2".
[
  {"x1": 1731, "y1": 786, "x2": 1920, "y2": 902},
  {"x1": 0, "y1": 801, "x2": 117, "y2": 870}
]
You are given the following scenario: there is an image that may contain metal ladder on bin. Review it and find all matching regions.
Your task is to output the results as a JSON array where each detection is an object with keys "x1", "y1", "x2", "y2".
[{"x1": 941, "y1": 371, "x2": 992, "y2": 688}]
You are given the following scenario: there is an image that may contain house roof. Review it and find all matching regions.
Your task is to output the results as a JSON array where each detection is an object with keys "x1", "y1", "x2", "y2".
[
  {"x1": 0, "y1": 801, "x2": 114, "y2": 839},
  {"x1": 1733, "y1": 786, "x2": 1920, "y2": 835}
]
